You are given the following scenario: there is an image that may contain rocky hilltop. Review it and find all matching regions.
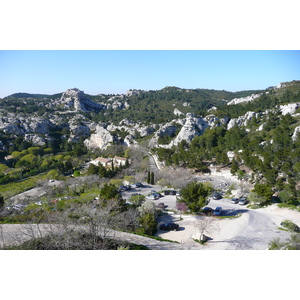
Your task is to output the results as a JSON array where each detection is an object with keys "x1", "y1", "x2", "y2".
[
  {"x1": 57, "y1": 88, "x2": 104, "y2": 112},
  {"x1": 1, "y1": 82, "x2": 300, "y2": 152}
]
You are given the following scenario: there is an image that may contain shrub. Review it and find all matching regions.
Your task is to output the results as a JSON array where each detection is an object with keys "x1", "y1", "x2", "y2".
[
  {"x1": 138, "y1": 213, "x2": 157, "y2": 235},
  {"x1": 280, "y1": 219, "x2": 300, "y2": 232}
]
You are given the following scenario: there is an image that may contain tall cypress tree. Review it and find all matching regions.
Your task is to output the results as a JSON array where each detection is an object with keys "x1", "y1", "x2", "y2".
[
  {"x1": 147, "y1": 171, "x2": 151, "y2": 184},
  {"x1": 0, "y1": 194, "x2": 4, "y2": 209},
  {"x1": 150, "y1": 172, "x2": 154, "y2": 185}
]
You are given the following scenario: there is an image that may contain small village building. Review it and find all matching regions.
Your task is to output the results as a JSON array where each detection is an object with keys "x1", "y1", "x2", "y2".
[
  {"x1": 90, "y1": 157, "x2": 112, "y2": 167},
  {"x1": 89, "y1": 156, "x2": 129, "y2": 169},
  {"x1": 113, "y1": 156, "x2": 128, "y2": 167}
]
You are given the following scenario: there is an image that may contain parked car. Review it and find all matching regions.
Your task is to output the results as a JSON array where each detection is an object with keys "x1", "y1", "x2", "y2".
[
  {"x1": 238, "y1": 197, "x2": 248, "y2": 205},
  {"x1": 170, "y1": 190, "x2": 177, "y2": 195},
  {"x1": 213, "y1": 206, "x2": 222, "y2": 216},
  {"x1": 213, "y1": 193, "x2": 222, "y2": 200},
  {"x1": 231, "y1": 197, "x2": 239, "y2": 204},
  {"x1": 131, "y1": 183, "x2": 143, "y2": 188},
  {"x1": 164, "y1": 190, "x2": 171, "y2": 195},
  {"x1": 201, "y1": 207, "x2": 214, "y2": 215},
  {"x1": 157, "y1": 203, "x2": 165, "y2": 209},
  {"x1": 152, "y1": 192, "x2": 162, "y2": 198},
  {"x1": 159, "y1": 222, "x2": 179, "y2": 231},
  {"x1": 118, "y1": 185, "x2": 128, "y2": 191},
  {"x1": 146, "y1": 194, "x2": 158, "y2": 200}
]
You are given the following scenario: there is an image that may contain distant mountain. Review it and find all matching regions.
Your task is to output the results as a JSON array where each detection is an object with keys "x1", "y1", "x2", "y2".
[{"x1": 4, "y1": 92, "x2": 63, "y2": 99}]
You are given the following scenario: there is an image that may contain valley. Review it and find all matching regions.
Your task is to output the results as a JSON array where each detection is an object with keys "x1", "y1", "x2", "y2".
[{"x1": 1, "y1": 80, "x2": 300, "y2": 250}]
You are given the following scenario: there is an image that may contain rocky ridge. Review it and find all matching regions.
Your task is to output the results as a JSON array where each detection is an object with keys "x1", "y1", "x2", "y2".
[{"x1": 1, "y1": 83, "x2": 300, "y2": 151}]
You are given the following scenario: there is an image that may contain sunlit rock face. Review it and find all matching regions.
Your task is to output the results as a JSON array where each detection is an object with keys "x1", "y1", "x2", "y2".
[{"x1": 59, "y1": 88, "x2": 103, "y2": 112}]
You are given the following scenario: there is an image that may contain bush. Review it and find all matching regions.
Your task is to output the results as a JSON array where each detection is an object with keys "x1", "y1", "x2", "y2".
[
  {"x1": 129, "y1": 194, "x2": 145, "y2": 206},
  {"x1": 138, "y1": 213, "x2": 157, "y2": 235},
  {"x1": 280, "y1": 219, "x2": 300, "y2": 232}
]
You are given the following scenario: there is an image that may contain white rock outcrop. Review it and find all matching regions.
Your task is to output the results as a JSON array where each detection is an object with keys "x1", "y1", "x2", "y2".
[
  {"x1": 24, "y1": 134, "x2": 46, "y2": 146},
  {"x1": 279, "y1": 103, "x2": 300, "y2": 115},
  {"x1": 59, "y1": 88, "x2": 104, "y2": 112},
  {"x1": 227, "y1": 94, "x2": 261, "y2": 106},
  {"x1": 174, "y1": 108, "x2": 184, "y2": 116},
  {"x1": 84, "y1": 125, "x2": 114, "y2": 150},
  {"x1": 292, "y1": 125, "x2": 300, "y2": 141},
  {"x1": 227, "y1": 111, "x2": 261, "y2": 130}
]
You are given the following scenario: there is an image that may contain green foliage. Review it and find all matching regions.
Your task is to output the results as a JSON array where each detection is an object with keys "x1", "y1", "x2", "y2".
[
  {"x1": 248, "y1": 192, "x2": 268, "y2": 207},
  {"x1": 129, "y1": 194, "x2": 146, "y2": 206},
  {"x1": 46, "y1": 169, "x2": 61, "y2": 180},
  {"x1": 178, "y1": 181, "x2": 212, "y2": 213},
  {"x1": 0, "y1": 194, "x2": 4, "y2": 208},
  {"x1": 109, "y1": 179, "x2": 123, "y2": 187},
  {"x1": 99, "y1": 183, "x2": 120, "y2": 200},
  {"x1": 150, "y1": 172, "x2": 154, "y2": 185},
  {"x1": 73, "y1": 170, "x2": 81, "y2": 177},
  {"x1": 253, "y1": 183, "x2": 273, "y2": 202},
  {"x1": 280, "y1": 219, "x2": 300, "y2": 233},
  {"x1": 279, "y1": 189, "x2": 297, "y2": 205},
  {"x1": 123, "y1": 175, "x2": 134, "y2": 184},
  {"x1": 230, "y1": 158, "x2": 239, "y2": 175},
  {"x1": 138, "y1": 213, "x2": 157, "y2": 235},
  {"x1": 87, "y1": 163, "x2": 99, "y2": 175},
  {"x1": 147, "y1": 171, "x2": 151, "y2": 184}
]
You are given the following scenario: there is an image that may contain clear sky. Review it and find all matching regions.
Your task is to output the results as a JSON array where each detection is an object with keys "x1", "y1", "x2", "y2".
[{"x1": 0, "y1": 50, "x2": 299, "y2": 98}]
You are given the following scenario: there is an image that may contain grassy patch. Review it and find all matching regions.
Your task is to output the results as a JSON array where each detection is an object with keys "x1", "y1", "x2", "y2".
[
  {"x1": 218, "y1": 213, "x2": 242, "y2": 219},
  {"x1": 278, "y1": 203, "x2": 300, "y2": 211},
  {"x1": 278, "y1": 227, "x2": 289, "y2": 232},
  {"x1": 0, "y1": 174, "x2": 46, "y2": 199}
]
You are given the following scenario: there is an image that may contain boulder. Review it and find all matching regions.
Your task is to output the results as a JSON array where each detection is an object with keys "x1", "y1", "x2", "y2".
[{"x1": 84, "y1": 125, "x2": 114, "y2": 150}]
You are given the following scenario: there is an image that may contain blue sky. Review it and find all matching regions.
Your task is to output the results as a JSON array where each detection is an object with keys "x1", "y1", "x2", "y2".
[{"x1": 0, "y1": 50, "x2": 299, "y2": 98}]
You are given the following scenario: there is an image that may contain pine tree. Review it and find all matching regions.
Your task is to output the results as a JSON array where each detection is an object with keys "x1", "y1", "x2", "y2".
[
  {"x1": 147, "y1": 171, "x2": 151, "y2": 184},
  {"x1": 230, "y1": 158, "x2": 239, "y2": 175}
]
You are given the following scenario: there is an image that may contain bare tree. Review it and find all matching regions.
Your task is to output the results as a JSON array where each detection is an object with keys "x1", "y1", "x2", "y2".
[
  {"x1": 194, "y1": 216, "x2": 220, "y2": 242},
  {"x1": 157, "y1": 167, "x2": 194, "y2": 190}
]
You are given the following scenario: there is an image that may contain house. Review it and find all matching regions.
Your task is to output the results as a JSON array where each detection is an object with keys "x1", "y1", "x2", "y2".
[
  {"x1": 113, "y1": 156, "x2": 128, "y2": 167},
  {"x1": 90, "y1": 157, "x2": 112, "y2": 167},
  {"x1": 89, "y1": 156, "x2": 129, "y2": 169}
]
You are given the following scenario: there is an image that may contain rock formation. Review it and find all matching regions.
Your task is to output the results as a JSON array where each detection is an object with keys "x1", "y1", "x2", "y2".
[
  {"x1": 58, "y1": 88, "x2": 104, "y2": 112},
  {"x1": 84, "y1": 125, "x2": 114, "y2": 150}
]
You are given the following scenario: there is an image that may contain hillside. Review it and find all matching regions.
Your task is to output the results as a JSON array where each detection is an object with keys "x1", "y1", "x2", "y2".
[{"x1": 0, "y1": 80, "x2": 300, "y2": 206}]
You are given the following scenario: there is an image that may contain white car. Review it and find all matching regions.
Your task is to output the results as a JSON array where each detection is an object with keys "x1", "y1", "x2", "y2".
[
  {"x1": 239, "y1": 197, "x2": 248, "y2": 205},
  {"x1": 146, "y1": 194, "x2": 158, "y2": 200}
]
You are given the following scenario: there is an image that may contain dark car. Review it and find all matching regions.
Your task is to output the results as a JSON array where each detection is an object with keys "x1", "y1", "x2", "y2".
[
  {"x1": 164, "y1": 190, "x2": 171, "y2": 195},
  {"x1": 231, "y1": 197, "x2": 239, "y2": 204},
  {"x1": 213, "y1": 193, "x2": 222, "y2": 200},
  {"x1": 159, "y1": 222, "x2": 179, "y2": 231},
  {"x1": 201, "y1": 207, "x2": 214, "y2": 216},
  {"x1": 170, "y1": 190, "x2": 177, "y2": 195}
]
